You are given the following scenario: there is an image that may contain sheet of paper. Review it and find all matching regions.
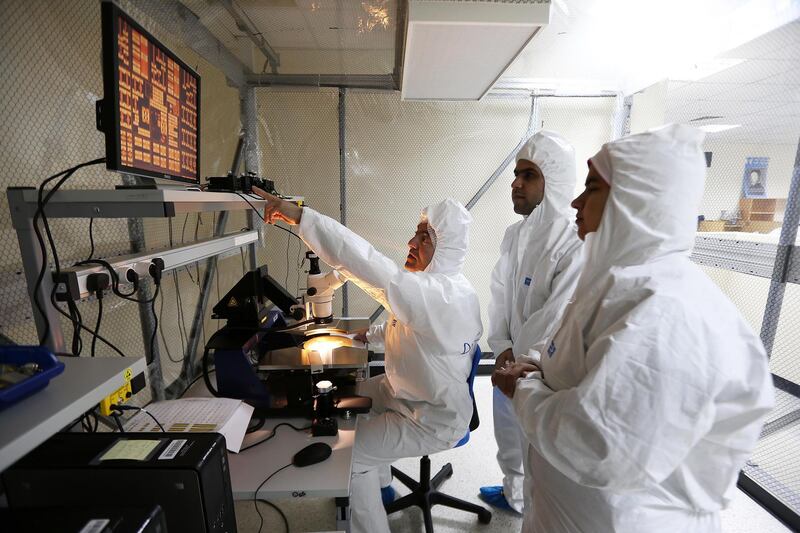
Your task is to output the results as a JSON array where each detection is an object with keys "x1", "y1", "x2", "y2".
[
  {"x1": 124, "y1": 398, "x2": 250, "y2": 452},
  {"x1": 99, "y1": 439, "x2": 161, "y2": 461},
  {"x1": 221, "y1": 402, "x2": 254, "y2": 453}
]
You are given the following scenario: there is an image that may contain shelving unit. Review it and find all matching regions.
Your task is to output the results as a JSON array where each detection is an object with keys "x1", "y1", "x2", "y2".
[
  {"x1": 0, "y1": 356, "x2": 146, "y2": 472},
  {"x1": 3, "y1": 187, "x2": 268, "y2": 473},
  {"x1": 6, "y1": 187, "x2": 266, "y2": 393}
]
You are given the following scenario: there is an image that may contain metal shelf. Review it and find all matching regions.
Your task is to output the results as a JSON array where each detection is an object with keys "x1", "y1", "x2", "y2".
[
  {"x1": 8, "y1": 188, "x2": 265, "y2": 224},
  {"x1": 691, "y1": 235, "x2": 780, "y2": 280},
  {"x1": 0, "y1": 356, "x2": 146, "y2": 472}
]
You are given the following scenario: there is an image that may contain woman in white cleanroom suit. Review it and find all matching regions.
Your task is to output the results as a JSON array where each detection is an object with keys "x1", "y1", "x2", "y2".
[
  {"x1": 255, "y1": 190, "x2": 482, "y2": 533},
  {"x1": 494, "y1": 124, "x2": 774, "y2": 532}
]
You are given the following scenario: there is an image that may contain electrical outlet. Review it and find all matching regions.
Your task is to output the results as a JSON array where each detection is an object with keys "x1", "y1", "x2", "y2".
[{"x1": 99, "y1": 375, "x2": 133, "y2": 416}]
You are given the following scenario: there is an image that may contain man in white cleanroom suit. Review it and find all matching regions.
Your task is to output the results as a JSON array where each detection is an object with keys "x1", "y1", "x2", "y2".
[
  {"x1": 253, "y1": 190, "x2": 483, "y2": 533},
  {"x1": 494, "y1": 124, "x2": 775, "y2": 532},
  {"x1": 481, "y1": 131, "x2": 583, "y2": 513}
]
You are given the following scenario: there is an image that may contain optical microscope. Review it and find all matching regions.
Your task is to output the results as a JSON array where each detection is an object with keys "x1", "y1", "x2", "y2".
[{"x1": 205, "y1": 258, "x2": 371, "y2": 431}]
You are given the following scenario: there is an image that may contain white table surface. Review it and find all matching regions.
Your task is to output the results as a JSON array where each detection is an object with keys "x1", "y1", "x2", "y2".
[
  {"x1": 183, "y1": 376, "x2": 356, "y2": 501},
  {"x1": 0, "y1": 356, "x2": 146, "y2": 472}
]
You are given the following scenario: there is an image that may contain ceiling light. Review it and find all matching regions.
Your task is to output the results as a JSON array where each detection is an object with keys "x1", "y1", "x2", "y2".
[
  {"x1": 697, "y1": 124, "x2": 741, "y2": 133},
  {"x1": 401, "y1": 1, "x2": 550, "y2": 101}
]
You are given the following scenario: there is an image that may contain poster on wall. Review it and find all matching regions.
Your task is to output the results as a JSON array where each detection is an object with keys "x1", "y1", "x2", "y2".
[{"x1": 742, "y1": 157, "x2": 769, "y2": 198}]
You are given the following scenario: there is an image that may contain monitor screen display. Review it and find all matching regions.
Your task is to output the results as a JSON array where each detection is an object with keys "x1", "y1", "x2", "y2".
[{"x1": 100, "y1": 2, "x2": 200, "y2": 184}]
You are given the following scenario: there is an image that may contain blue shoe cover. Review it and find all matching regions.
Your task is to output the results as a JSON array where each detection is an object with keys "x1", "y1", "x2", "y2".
[
  {"x1": 479, "y1": 485, "x2": 513, "y2": 511},
  {"x1": 381, "y1": 485, "x2": 397, "y2": 506}
]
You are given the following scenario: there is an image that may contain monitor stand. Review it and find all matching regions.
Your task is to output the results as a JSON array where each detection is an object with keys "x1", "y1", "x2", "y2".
[{"x1": 116, "y1": 177, "x2": 201, "y2": 191}]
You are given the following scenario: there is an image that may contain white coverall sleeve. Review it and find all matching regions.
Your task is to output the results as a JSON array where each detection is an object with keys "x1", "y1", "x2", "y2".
[
  {"x1": 512, "y1": 297, "x2": 717, "y2": 491},
  {"x1": 298, "y1": 208, "x2": 437, "y2": 334},
  {"x1": 487, "y1": 229, "x2": 513, "y2": 357},
  {"x1": 365, "y1": 322, "x2": 386, "y2": 349},
  {"x1": 512, "y1": 242, "x2": 582, "y2": 358}
]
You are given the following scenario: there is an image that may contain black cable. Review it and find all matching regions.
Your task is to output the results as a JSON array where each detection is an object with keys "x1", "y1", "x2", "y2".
[
  {"x1": 180, "y1": 213, "x2": 190, "y2": 243},
  {"x1": 66, "y1": 298, "x2": 83, "y2": 355},
  {"x1": 254, "y1": 463, "x2": 293, "y2": 533},
  {"x1": 40, "y1": 161, "x2": 105, "y2": 323},
  {"x1": 257, "y1": 500, "x2": 289, "y2": 533},
  {"x1": 203, "y1": 347, "x2": 219, "y2": 397},
  {"x1": 73, "y1": 259, "x2": 143, "y2": 300},
  {"x1": 235, "y1": 192, "x2": 304, "y2": 241},
  {"x1": 270, "y1": 318, "x2": 316, "y2": 332},
  {"x1": 64, "y1": 406, "x2": 99, "y2": 432},
  {"x1": 247, "y1": 414, "x2": 266, "y2": 434},
  {"x1": 149, "y1": 283, "x2": 161, "y2": 364},
  {"x1": 80, "y1": 414, "x2": 92, "y2": 433},
  {"x1": 185, "y1": 264, "x2": 197, "y2": 285},
  {"x1": 167, "y1": 219, "x2": 189, "y2": 357},
  {"x1": 157, "y1": 286, "x2": 178, "y2": 363},
  {"x1": 49, "y1": 287, "x2": 128, "y2": 358},
  {"x1": 194, "y1": 212, "x2": 203, "y2": 241},
  {"x1": 247, "y1": 195, "x2": 303, "y2": 241},
  {"x1": 91, "y1": 298, "x2": 103, "y2": 358},
  {"x1": 32, "y1": 157, "x2": 105, "y2": 345},
  {"x1": 215, "y1": 256, "x2": 221, "y2": 332},
  {"x1": 112, "y1": 413, "x2": 125, "y2": 433},
  {"x1": 271, "y1": 222, "x2": 303, "y2": 240},
  {"x1": 174, "y1": 272, "x2": 189, "y2": 356},
  {"x1": 235, "y1": 192, "x2": 265, "y2": 219},
  {"x1": 240, "y1": 422, "x2": 312, "y2": 452},
  {"x1": 296, "y1": 240, "x2": 305, "y2": 295},
  {"x1": 285, "y1": 228, "x2": 291, "y2": 287},
  {"x1": 179, "y1": 368, "x2": 214, "y2": 398},
  {"x1": 86, "y1": 217, "x2": 95, "y2": 261},
  {"x1": 111, "y1": 405, "x2": 166, "y2": 432}
]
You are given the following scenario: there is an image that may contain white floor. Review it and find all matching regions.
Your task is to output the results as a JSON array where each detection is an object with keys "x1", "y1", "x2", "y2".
[{"x1": 235, "y1": 376, "x2": 792, "y2": 532}]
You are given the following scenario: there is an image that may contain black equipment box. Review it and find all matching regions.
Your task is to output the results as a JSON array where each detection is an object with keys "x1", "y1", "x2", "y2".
[
  {"x1": 3, "y1": 432, "x2": 236, "y2": 533},
  {"x1": 0, "y1": 505, "x2": 167, "y2": 533}
]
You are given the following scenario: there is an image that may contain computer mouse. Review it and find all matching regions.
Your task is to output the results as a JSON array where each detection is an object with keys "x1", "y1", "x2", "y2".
[{"x1": 292, "y1": 442, "x2": 332, "y2": 467}]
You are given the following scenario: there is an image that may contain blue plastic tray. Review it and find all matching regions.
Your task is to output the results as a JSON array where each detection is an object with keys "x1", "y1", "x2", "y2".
[{"x1": 0, "y1": 346, "x2": 65, "y2": 409}]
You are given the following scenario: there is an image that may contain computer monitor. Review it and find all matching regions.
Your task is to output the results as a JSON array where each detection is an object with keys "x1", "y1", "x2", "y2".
[{"x1": 97, "y1": 2, "x2": 201, "y2": 184}]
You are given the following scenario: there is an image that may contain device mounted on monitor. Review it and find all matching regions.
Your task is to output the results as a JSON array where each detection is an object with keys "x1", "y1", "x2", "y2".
[{"x1": 96, "y1": 1, "x2": 200, "y2": 185}]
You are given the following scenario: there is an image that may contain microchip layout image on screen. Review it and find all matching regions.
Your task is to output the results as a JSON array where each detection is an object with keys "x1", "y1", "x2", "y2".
[{"x1": 101, "y1": 3, "x2": 200, "y2": 184}]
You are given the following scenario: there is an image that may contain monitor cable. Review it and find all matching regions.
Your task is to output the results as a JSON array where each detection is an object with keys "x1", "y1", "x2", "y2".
[
  {"x1": 86, "y1": 272, "x2": 110, "y2": 357},
  {"x1": 239, "y1": 422, "x2": 312, "y2": 453},
  {"x1": 34, "y1": 159, "x2": 128, "y2": 358},
  {"x1": 257, "y1": 500, "x2": 289, "y2": 533},
  {"x1": 110, "y1": 404, "x2": 166, "y2": 432},
  {"x1": 254, "y1": 463, "x2": 293, "y2": 533},
  {"x1": 33, "y1": 157, "x2": 105, "y2": 346}
]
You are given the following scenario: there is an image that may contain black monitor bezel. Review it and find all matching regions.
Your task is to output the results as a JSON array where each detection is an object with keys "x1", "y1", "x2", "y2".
[{"x1": 100, "y1": 1, "x2": 201, "y2": 184}]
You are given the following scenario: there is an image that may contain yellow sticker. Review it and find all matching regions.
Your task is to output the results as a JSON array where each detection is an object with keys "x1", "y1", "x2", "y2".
[
  {"x1": 124, "y1": 368, "x2": 133, "y2": 382},
  {"x1": 99, "y1": 439, "x2": 160, "y2": 461}
]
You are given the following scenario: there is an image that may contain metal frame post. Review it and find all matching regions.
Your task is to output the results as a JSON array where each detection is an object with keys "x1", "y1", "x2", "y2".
[
  {"x1": 122, "y1": 174, "x2": 165, "y2": 400},
  {"x1": 168, "y1": 132, "x2": 248, "y2": 396},
  {"x1": 242, "y1": 86, "x2": 260, "y2": 271},
  {"x1": 339, "y1": 87, "x2": 349, "y2": 316},
  {"x1": 760, "y1": 136, "x2": 800, "y2": 357},
  {"x1": 465, "y1": 95, "x2": 539, "y2": 210},
  {"x1": 7, "y1": 188, "x2": 65, "y2": 352},
  {"x1": 612, "y1": 93, "x2": 633, "y2": 139}
]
